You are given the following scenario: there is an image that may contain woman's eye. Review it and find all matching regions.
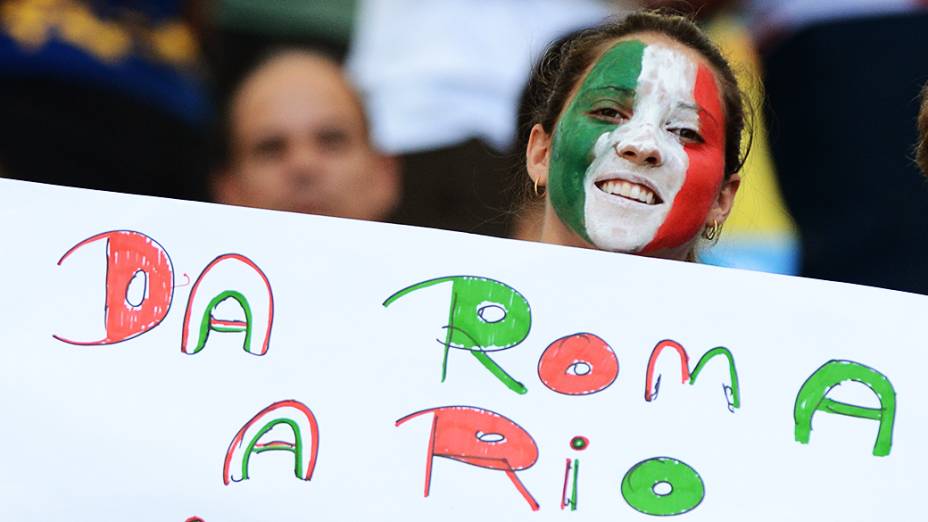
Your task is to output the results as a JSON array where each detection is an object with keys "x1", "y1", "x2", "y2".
[
  {"x1": 669, "y1": 127, "x2": 704, "y2": 143},
  {"x1": 589, "y1": 107, "x2": 628, "y2": 122}
]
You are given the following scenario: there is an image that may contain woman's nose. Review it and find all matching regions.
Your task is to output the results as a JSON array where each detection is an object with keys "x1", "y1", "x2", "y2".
[{"x1": 614, "y1": 141, "x2": 663, "y2": 167}]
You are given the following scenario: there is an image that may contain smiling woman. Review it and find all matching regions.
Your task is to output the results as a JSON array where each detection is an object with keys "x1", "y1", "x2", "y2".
[{"x1": 524, "y1": 12, "x2": 748, "y2": 261}]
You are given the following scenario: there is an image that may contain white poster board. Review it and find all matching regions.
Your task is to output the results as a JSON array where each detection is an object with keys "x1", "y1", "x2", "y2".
[{"x1": 0, "y1": 178, "x2": 925, "y2": 521}]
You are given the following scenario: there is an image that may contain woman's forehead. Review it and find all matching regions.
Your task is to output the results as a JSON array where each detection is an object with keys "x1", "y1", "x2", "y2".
[{"x1": 582, "y1": 33, "x2": 716, "y2": 91}]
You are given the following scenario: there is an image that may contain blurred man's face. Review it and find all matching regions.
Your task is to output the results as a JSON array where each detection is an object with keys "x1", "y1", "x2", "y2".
[{"x1": 216, "y1": 52, "x2": 397, "y2": 221}]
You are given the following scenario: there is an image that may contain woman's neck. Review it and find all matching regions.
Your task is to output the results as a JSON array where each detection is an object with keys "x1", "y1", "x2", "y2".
[{"x1": 538, "y1": 206, "x2": 594, "y2": 250}]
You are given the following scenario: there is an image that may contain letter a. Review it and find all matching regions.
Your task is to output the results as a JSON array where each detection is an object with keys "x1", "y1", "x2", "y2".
[
  {"x1": 181, "y1": 254, "x2": 274, "y2": 356},
  {"x1": 223, "y1": 400, "x2": 320, "y2": 484},
  {"x1": 794, "y1": 359, "x2": 896, "y2": 457}
]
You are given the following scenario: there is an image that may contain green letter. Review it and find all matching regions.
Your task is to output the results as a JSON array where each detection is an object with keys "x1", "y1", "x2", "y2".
[
  {"x1": 689, "y1": 347, "x2": 740, "y2": 412},
  {"x1": 621, "y1": 457, "x2": 704, "y2": 516},
  {"x1": 794, "y1": 360, "x2": 896, "y2": 457},
  {"x1": 384, "y1": 276, "x2": 531, "y2": 394},
  {"x1": 192, "y1": 290, "x2": 253, "y2": 354}
]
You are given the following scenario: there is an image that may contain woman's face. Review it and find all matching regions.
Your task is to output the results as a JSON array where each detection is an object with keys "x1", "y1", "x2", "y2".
[{"x1": 545, "y1": 35, "x2": 727, "y2": 254}]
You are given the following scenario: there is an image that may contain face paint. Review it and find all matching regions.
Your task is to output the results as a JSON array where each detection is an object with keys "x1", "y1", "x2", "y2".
[{"x1": 548, "y1": 39, "x2": 726, "y2": 253}]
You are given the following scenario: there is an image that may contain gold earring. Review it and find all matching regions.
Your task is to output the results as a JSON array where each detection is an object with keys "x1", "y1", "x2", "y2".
[
  {"x1": 703, "y1": 219, "x2": 721, "y2": 240},
  {"x1": 534, "y1": 178, "x2": 545, "y2": 197}
]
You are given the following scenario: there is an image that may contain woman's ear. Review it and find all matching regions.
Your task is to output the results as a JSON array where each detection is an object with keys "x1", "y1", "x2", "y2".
[
  {"x1": 526, "y1": 123, "x2": 553, "y2": 189},
  {"x1": 706, "y1": 173, "x2": 741, "y2": 226}
]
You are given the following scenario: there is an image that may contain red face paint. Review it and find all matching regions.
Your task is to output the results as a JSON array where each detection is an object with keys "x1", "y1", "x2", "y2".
[{"x1": 644, "y1": 64, "x2": 726, "y2": 253}]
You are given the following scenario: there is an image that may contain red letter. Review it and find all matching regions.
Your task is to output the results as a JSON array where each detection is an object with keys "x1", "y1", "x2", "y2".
[
  {"x1": 54, "y1": 230, "x2": 173, "y2": 345},
  {"x1": 644, "y1": 340, "x2": 690, "y2": 402},
  {"x1": 538, "y1": 333, "x2": 618, "y2": 395},
  {"x1": 396, "y1": 405, "x2": 540, "y2": 511}
]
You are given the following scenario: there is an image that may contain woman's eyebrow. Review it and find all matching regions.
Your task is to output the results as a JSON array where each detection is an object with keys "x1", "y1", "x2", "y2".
[
  {"x1": 677, "y1": 102, "x2": 720, "y2": 126},
  {"x1": 581, "y1": 86, "x2": 635, "y2": 101},
  {"x1": 596, "y1": 86, "x2": 635, "y2": 96}
]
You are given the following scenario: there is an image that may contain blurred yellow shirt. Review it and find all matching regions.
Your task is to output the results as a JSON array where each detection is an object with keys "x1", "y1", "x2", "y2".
[{"x1": 702, "y1": 14, "x2": 799, "y2": 273}]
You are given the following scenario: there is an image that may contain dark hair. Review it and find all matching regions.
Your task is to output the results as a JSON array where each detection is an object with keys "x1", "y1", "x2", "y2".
[
  {"x1": 917, "y1": 83, "x2": 928, "y2": 177},
  {"x1": 527, "y1": 10, "x2": 750, "y2": 180}
]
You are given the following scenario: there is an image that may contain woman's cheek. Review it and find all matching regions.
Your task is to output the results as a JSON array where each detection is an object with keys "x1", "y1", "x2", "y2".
[
  {"x1": 642, "y1": 144, "x2": 725, "y2": 253},
  {"x1": 549, "y1": 122, "x2": 606, "y2": 242}
]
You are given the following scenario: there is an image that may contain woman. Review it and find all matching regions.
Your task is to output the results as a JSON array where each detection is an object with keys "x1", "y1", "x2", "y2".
[{"x1": 523, "y1": 12, "x2": 748, "y2": 261}]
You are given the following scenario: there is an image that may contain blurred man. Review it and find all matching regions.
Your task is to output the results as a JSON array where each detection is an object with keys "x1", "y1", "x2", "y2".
[{"x1": 212, "y1": 49, "x2": 398, "y2": 221}]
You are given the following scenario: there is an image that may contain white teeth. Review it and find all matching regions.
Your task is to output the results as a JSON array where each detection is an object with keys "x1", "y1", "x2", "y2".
[
  {"x1": 600, "y1": 180, "x2": 657, "y2": 205},
  {"x1": 620, "y1": 182, "x2": 633, "y2": 199}
]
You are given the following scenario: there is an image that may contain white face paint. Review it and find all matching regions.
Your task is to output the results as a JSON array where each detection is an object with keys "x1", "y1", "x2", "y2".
[{"x1": 583, "y1": 44, "x2": 700, "y2": 253}]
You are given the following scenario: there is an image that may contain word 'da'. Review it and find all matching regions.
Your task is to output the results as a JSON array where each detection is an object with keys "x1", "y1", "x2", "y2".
[{"x1": 54, "y1": 230, "x2": 274, "y2": 355}]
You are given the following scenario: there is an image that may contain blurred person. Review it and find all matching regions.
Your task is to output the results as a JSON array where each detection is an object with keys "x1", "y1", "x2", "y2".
[
  {"x1": 347, "y1": 0, "x2": 614, "y2": 237},
  {"x1": 0, "y1": 0, "x2": 210, "y2": 200},
  {"x1": 748, "y1": 0, "x2": 928, "y2": 293},
  {"x1": 211, "y1": 49, "x2": 399, "y2": 221},
  {"x1": 917, "y1": 83, "x2": 928, "y2": 177}
]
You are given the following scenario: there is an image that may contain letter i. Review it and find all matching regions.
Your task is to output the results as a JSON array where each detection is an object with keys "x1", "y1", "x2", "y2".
[{"x1": 561, "y1": 436, "x2": 589, "y2": 511}]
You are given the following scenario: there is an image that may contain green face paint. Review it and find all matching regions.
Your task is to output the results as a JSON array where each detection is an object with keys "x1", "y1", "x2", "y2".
[{"x1": 549, "y1": 40, "x2": 646, "y2": 242}]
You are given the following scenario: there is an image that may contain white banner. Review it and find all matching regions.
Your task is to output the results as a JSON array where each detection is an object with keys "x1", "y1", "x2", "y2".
[{"x1": 0, "y1": 179, "x2": 925, "y2": 521}]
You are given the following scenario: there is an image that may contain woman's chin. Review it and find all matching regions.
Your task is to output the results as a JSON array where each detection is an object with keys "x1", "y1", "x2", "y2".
[{"x1": 585, "y1": 224, "x2": 651, "y2": 254}]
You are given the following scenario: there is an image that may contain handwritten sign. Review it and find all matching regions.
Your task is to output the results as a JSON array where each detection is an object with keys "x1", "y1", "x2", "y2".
[{"x1": 1, "y1": 178, "x2": 925, "y2": 520}]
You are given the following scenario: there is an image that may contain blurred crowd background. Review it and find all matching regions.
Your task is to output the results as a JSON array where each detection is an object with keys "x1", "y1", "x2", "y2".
[{"x1": 2, "y1": 0, "x2": 927, "y2": 294}]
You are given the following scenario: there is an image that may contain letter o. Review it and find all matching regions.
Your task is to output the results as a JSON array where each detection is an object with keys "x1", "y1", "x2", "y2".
[
  {"x1": 621, "y1": 457, "x2": 704, "y2": 516},
  {"x1": 537, "y1": 333, "x2": 618, "y2": 395}
]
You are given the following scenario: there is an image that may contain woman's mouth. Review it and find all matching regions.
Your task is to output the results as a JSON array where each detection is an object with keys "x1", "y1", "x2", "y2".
[{"x1": 595, "y1": 179, "x2": 663, "y2": 205}]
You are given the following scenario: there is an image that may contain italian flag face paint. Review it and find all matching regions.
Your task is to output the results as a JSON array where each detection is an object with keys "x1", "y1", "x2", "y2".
[{"x1": 548, "y1": 39, "x2": 726, "y2": 254}]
